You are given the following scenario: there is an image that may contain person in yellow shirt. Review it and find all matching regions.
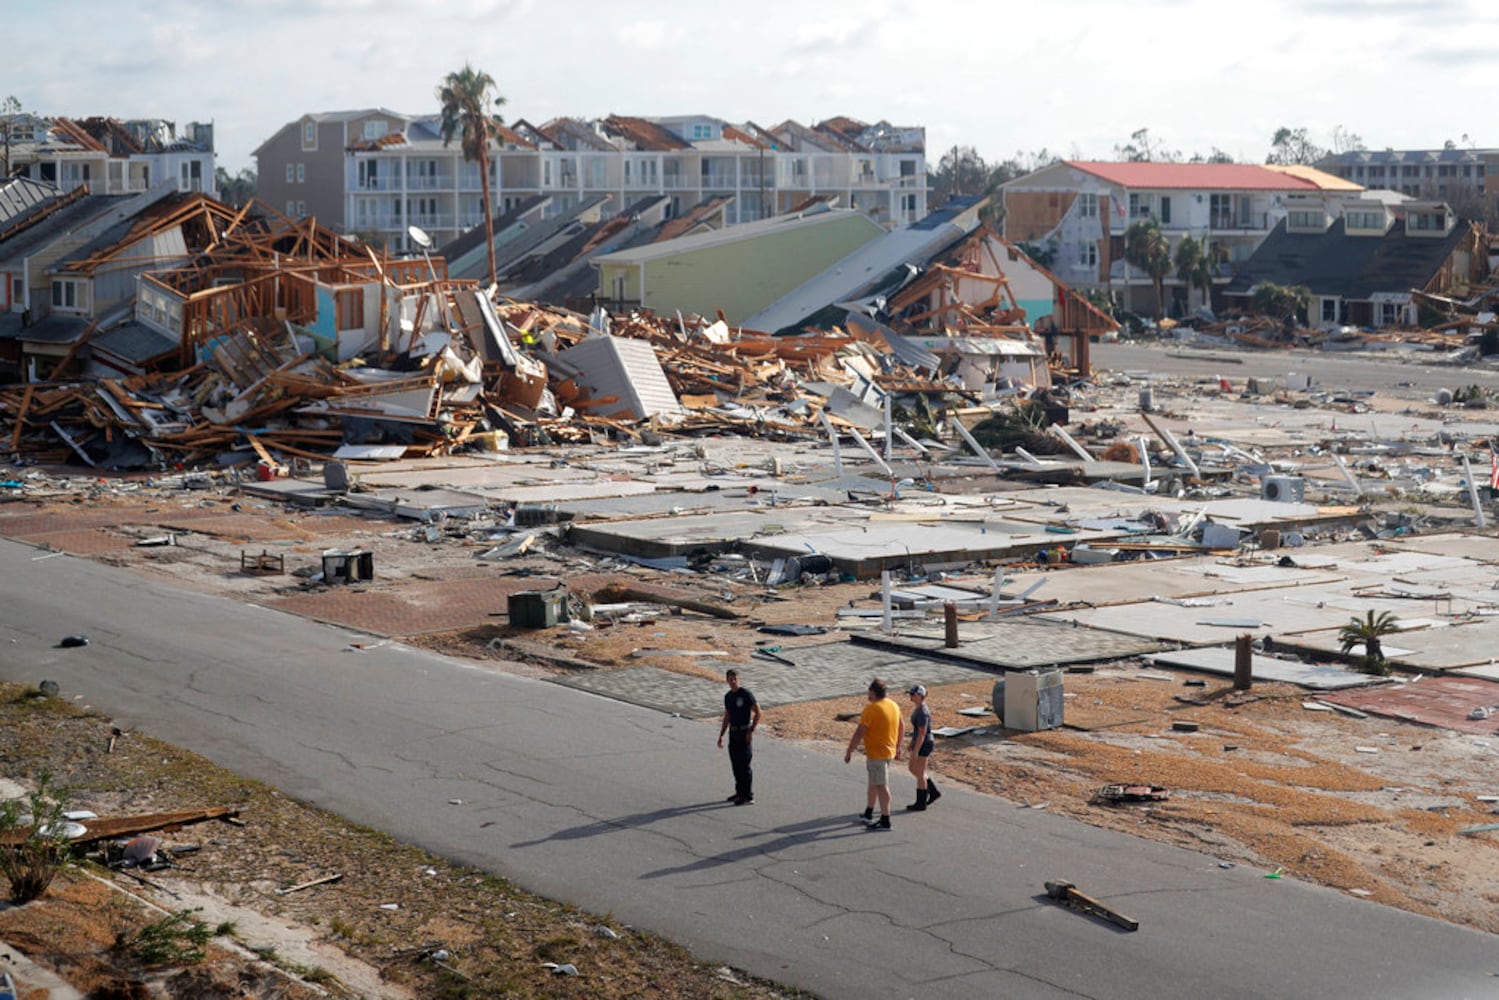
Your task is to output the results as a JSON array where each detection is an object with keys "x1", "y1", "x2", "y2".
[{"x1": 844, "y1": 678, "x2": 904, "y2": 830}]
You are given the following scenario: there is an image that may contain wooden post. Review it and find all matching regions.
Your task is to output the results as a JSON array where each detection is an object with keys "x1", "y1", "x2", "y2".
[
  {"x1": 944, "y1": 601, "x2": 959, "y2": 648},
  {"x1": 1234, "y1": 633, "x2": 1252, "y2": 690}
]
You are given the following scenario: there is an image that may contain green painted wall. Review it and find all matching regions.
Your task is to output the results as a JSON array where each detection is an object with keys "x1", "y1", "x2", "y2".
[
  {"x1": 597, "y1": 262, "x2": 642, "y2": 304},
  {"x1": 632, "y1": 215, "x2": 884, "y2": 324}
]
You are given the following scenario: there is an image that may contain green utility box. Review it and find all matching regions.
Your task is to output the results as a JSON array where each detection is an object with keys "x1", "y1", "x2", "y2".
[{"x1": 508, "y1": 588, "x2": 568, "y2": 628}]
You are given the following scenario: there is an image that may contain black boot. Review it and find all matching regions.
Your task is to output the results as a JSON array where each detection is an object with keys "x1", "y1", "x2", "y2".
[
  {"x1": 907, "y1": 788, "x2": 928, "y2": 811},
  {"x1": 926, "y1": 778, "x2": 941, "y2": 805}
]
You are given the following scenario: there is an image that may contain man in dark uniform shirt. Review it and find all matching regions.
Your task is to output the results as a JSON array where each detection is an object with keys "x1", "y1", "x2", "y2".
[{"x1": 717, "y1": 668, "x2": 762, "y2": 805}]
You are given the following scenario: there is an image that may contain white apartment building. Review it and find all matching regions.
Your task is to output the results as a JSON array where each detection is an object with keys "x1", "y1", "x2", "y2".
[
  {"x1": 256, "y1": 110, "x2": 926, "y2": 252},
  {"x1": 2, "y1": 115, "x2": 215, "y2": 197}
]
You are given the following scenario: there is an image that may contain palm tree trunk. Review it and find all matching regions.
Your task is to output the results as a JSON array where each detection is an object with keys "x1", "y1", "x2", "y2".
[{"x1": 479, "y1": 140, "x2": 496, "y2": 289}]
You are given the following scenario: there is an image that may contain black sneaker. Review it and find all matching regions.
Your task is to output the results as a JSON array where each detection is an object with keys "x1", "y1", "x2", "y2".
[
  {"x1": 926, "y1": 787, "x2": 942, "y2": 805},
  {"x1": 860, "y1": 807, "x2": 874, "y2": 822},
  {"x1": 906, "y1": 801, "x2": 926, "y2": 812},
  {"x1": 875, "y1": 815, "x2": 891, "y2": 830},
  {"x1": 727, "y1": 794, "x2": 742, "y2": 802}
]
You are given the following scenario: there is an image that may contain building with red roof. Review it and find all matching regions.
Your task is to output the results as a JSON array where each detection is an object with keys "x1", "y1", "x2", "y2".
[{"x1": 1001, "y1": 160, "x2": 1364, "y2": 315}]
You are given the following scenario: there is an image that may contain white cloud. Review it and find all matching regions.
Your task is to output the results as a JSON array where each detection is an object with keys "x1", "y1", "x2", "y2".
[
  {"x1": 7, "y1": 0, "x2": 1499, "y2": 176},
  {"x1": 617, "y1": 20, "x2": 685, "y2": 49}
]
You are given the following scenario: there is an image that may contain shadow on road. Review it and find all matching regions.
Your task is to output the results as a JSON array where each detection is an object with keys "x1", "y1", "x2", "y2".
[
  {"x1": 639, "y1": 813, "x2": 874, "y2": 879},
  {"x1": 510, "y1": 799, "x2": 735, "y2": 848}
]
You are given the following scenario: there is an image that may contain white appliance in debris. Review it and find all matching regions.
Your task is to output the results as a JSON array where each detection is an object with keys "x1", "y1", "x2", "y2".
[
  {"x1": 1261, "y1": 475, "x2": 1306, "y2": 503},
  {"x1": 1004, "y1": 669, "x2": 1064, "y2": 732}
]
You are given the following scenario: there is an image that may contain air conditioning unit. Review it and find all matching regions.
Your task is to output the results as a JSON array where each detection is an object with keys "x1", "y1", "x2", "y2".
[{"x1": 1262, "y1": 475, "x2": 1306, "y2": 503}]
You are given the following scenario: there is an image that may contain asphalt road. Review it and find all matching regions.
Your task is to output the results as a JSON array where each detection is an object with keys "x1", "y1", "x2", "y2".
[
  {"x1": 3, "y1": 539, "x2": 1497, "y2": 999},
  {"x1": 1093, "y1": 340, "x2": 1499, "y2": 398}
]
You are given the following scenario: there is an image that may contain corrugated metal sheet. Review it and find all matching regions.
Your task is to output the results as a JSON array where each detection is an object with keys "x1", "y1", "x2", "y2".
[{"x1": 904, "y1": 336, "x2": 1043, "y2": 357}]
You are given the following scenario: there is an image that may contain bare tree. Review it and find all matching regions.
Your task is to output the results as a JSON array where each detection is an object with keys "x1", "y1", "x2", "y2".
[
  {"x1": 1330, "y1": 125, "x2": 1365, "y2": 154},
  {"x1": 1266, "y1": 127, "x2": 1327, "y2": 166},
  {"x1": 930, "y1": 146, "x2": 990, "y2": 205},
  {"x1": 1, "y1": 95, "x2": 26, "y2": 179},
  {"x1": 1115, "y1": 128, "x2": 1181, "y2": 163}
]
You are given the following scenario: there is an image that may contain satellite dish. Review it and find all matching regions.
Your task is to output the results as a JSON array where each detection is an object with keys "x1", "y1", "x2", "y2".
[{"x1": 407, "y1": 224, "x2": 433, "y2": 249}]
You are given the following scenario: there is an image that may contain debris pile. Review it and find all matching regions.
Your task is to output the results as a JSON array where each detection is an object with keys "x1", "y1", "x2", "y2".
[{"x1": 0, "y1": 209, "x2": 1068, "y2": 469}]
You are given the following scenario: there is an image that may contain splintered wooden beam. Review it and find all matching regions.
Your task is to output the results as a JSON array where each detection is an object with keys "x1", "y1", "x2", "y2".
[
  {"x1": 9, "y1": 384, "x2": 35, "y2": 450},
  {"x1": 0, "y1": 805, "x2": 242, "y2": 845}
]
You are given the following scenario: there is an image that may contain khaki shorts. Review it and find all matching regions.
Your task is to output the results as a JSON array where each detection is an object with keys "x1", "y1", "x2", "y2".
[{"x1": 866, "y1": 757, "x2": 891, "y2": 786}]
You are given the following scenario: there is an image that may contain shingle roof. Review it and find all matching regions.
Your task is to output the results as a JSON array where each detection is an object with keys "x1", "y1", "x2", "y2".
[
  {"x1": 90, "y1": 320, "x2": 178, "y2": 363},
  {"x1": 1224, "y1": 217, "x2": 1470, "y2": 301}
]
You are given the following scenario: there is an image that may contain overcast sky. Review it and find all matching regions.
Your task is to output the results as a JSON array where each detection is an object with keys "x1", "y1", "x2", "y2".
[{"x1": 11, "y1": 0, "x2": 1497, "y2": 176}]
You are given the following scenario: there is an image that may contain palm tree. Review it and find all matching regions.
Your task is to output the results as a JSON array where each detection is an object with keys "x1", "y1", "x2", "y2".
[
  {"x1": 1124, "y1": 218, "x2": 1172, "y2": 318},
  {"x1": 1338, "y1": 610, "x2": 1400, "y2": 676},
  {"x1": 1173, "y1": 235, "x2": 1223, "y2": 314},
  {"x1": 437, "y1": 64, "x2": 507, "y2": 288},
  {"x1": 1173, "y1": 235, "x2": 1203, "y2": 314},
  {"x1": 1249, "y1": 282, "x2": 1311, "y2": 325}
]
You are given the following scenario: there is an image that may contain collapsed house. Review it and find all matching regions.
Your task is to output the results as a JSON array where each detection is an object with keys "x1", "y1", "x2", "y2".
[{"x1": 0, "y1": 177, "x2": 1113, "y2": 471}]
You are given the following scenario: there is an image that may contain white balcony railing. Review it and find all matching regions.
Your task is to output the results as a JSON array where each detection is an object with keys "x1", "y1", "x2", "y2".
[{"x1": 354, "y1": 214, "x2": 456, "y2": 232}]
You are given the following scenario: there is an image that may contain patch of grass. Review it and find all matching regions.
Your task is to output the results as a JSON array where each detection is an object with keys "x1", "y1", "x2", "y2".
[
  {"x1": 122, "y1": 909, "x2": 214, "y2": 966},
  {"x1": 533, "y1": 931, "x2": 584, "y2": 963}
]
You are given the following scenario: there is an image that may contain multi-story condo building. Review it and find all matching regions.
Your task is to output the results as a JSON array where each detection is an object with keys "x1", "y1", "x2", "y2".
[
  {"x1": 1317, "y1": 147, "x2": 1497, "y2": 202},
  {"x1": 255, "y1": 110, "x2": 926, "y2": 251},
  {"x1": 1001, "y1": 161, "x2": 1361, "y2": 314},
  {"x1": 1, "y1": 115, "x2": 215, "y2": 197}
]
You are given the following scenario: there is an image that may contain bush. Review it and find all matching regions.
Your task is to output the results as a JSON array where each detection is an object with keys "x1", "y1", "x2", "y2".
[
  {"x1": 121, "y1": 909, "x2": 216, "y2": 966},
  {"x1": 0, "y1": 771, "x2": 74, "y2": 903}
]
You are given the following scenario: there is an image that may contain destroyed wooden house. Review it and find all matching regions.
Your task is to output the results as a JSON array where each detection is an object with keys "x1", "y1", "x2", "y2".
[{"x1": 0, "y1": 186, "x2": 1092, "y2": 470}]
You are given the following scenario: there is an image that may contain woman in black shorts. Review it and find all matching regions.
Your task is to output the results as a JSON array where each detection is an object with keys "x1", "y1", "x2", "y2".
[{"x1": 905, "y1": 685, "x2": 941, "y2": 810}]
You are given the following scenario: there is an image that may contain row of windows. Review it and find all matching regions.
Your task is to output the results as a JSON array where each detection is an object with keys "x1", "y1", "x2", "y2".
[
  {"x1": 285, "y1": 200, "x2": 306, "y2": 217},
  {"x1": 285, "y1": 163, "x2": 306, "y2": 183},
  {"x1": 1340, "y1": 163, "x2": 1485, "y2": 180}
]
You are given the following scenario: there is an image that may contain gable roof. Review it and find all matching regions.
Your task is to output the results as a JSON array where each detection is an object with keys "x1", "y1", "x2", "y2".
[
  {"x1": 741, "y1": 205, "x2": 983, "y2": 333},
  {"x1": 597, "y1": 205, "x2": 875, "y2": 266},
  {"x1": 1066, "y1": 161, "x2": 1322, "y2": 191},
  {"x1": 601, "y1": 116, "x2": 690, "y2": 151},
  {"x1": 1224, "y1": 217, "x2": 1473, "y2": 301}
]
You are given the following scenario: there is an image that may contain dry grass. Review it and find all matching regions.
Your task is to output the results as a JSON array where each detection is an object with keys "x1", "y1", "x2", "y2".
[{"x1": 0, "y1": 683, "x2": 804, "y2": 999}]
